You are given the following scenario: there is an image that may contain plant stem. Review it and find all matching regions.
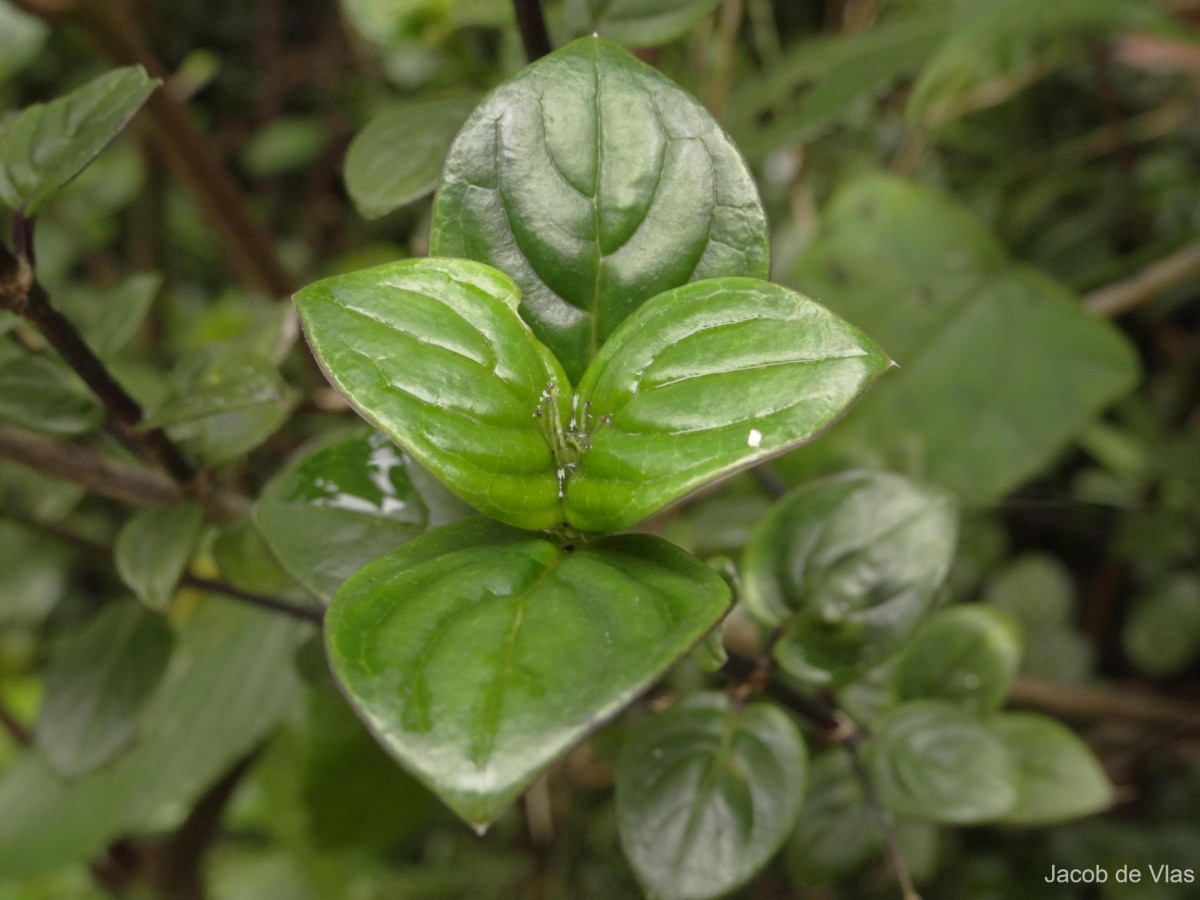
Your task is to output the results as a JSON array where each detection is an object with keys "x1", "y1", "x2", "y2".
[
  {"x1": 0, "y1": 699, "x2": 32, "y2": 747},
  {"x1": 721, "y1": 646, "x2": 841, "y2": 731},
  {"x1": 512, "y1": 0, "x2": 552, "y2": 62},
  {"x1": 1084, "y1": 241, "x2": 1200, "y2": 318},
  {"x1": 0, "y1": 245, "x2": 196, "y2": 485},
  {"x1": 1009, "y1": 675, "x2": 1200, "y2": 729},
  {"x1": 845, "y1": 738, "x2": 922, "y2": 900},
  {"x1": 0, "y1": 426, "x2": 184, "y2": 506},
  {"x1": 181, "y1": 575, "x2": 324, "y2": 625}
]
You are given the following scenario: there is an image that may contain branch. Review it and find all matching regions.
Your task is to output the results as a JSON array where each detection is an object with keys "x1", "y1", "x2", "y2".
[
  {"x1": 181, "y1": 575, "x2": 324, "y2": 625},
  {"x1": 1008, "y1": 675, "x2": 1200, "y2": 729},
  {"x1": 0, "y1": 245, "x2": 196, "y2": 485},
  {"x1": 512, "y1": 0, "x2": 552, "y2": 62},
  {"x1": 1084, "y1": 241, "x2": 1200, "y2": 318},
  {"x1": 0, "y1": 425, "x2": 184, "y2": 506},
  {"x1": 0, "y1": 698, "x2": 32, "y2": 747},
  {"x1": 722, "y1": 646, "x2": 841, "y2": 732},
  {"x1": 11, "y1": 0, "x2": 296, "y2": 299}
]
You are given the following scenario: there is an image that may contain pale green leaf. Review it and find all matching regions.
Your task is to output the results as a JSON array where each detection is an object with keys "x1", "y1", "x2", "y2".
[
  {"x1": 0, "y1": 356, "x2": 102, "y2": 436},
  {"x1": 115, "y1": 501, "x2": 205, "y2": 612}
]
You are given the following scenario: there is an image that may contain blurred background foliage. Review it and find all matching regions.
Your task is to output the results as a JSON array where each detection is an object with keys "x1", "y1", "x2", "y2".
[{"x1": 0, "y1": 0, "x2": 1199, "y2": 897}]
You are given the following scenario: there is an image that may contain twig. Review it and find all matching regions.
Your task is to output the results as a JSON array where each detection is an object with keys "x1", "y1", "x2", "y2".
[
  {"x1": 1084, "y1": 241, "x2": 1200, "y2": 318},
  {"x1": 722, "y1": 646, "x2": 841, "y2": 731},
  {"x1": 0, "y1": 425, "x2": 184, "y2": 506},
  {"x1": 0, "y1": 245, "x2": 196, "y2": 485},
  {"x1": 11, "y1": 0, "x2": 296, "y2": 300},
  {"x1": 1009, "y1": 675, "x2": 1200, "y2": 729},
  {"x1": 0, "y1": 699, "x2": 32, "y2": 747},
  {"x1": 845, "y1": 739, "x2": 922, "y2": 900},
  {"x1": 181, "y1": 575, "x2": 324, "y2": 625},
  {"x1": 512, "y1": 0, "x2": 552, "y2": 62}
]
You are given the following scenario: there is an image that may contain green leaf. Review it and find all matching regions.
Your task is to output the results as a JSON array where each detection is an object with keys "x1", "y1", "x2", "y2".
[
  {"x1": 0, "y1": 603, "x2": 306, "y2": 877},
  {"x1": 990, "y1": 712, "x2": 1113, "y2": 825},
  {"x1": 115, "y1": 501, "x2": 205, "y2": 611},
  {"x1": 869, "y1": 701, "x2": 1016, "y2": 824},
  {"x1": 616, "y1": 693, "x2": 806, "y2": 900},
  {"x1": 1123, "y1": 575, "x2": 1200, "y2": 678},
  {"x1": 786, "y1": 749, "x2": 881, "y2": 886},
  {"x1": 893, "y1": 605, "x2": 1022, "y2": 715},
  {"x1": 781, "y1": 174, "x2": 1140, "y2": 504},
  {"x1": 566, "y1": 278, "x2": 892, "y2": 532},
  {"x1": 0, "y1": 355, "x2": 102, "y2": 436},
  {"x1": 743, "y1": 471, "x2": 958, "y2": 682},
  {"x1": 243, "y1": 116, "x2": 326, "y2": 177},
  {"x1": 0, "y1": 65, "x2": 159, "y2": 214},
  {"x1": 566, "y1": 0, "x2": 721, "y2": 46},
  {"x1": 0, "y1": 1, "x2": 47, "y2": 83},
  {"x1": 255, "y1": 428, "x2": 470, "y2": 601},
  {"x1": 325, "y1": 518, "x2": 730, "y2": 829},
  {"x1": 294, "y1": 257, "x2": 570, "y2": 531},
  {"x1": 54, "y1": 273, "x2": 160, "y2": 359},
  {"x1": 430, "y1": 36, "x2": 769, "y2": 382},
  {"x1": 345, "y1": 95, "x2": 477, "y2": 219},
  {"x1": 149, "y1": 345, "x2": 293, "y2": 465},
  {"x1": 35, "y1": 601, "x2": 173, "y2": 778}
]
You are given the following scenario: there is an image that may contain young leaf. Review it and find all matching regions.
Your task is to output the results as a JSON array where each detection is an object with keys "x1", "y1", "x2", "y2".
[
  {"x1": 743, "y1": 471, "x2": 958, "y2": 682},
  {"x1": 566, "y1": 278, "x2": 891, "y2": 532},
  {"x1": 566, "y1": 0, "x2": 722, "y2": 46},
  {"x1": 115, "y1": 501, "x2": 205, "y2": 612},
  {"x1": 344, "y1": 95, "x2": 478, "y2": 219},
  {"x1": 869, "y1": 701, "x2": 1017, "y2": 824},
  {"x1": 430, "y1": 36, "x2": 769, "y2": 381},
  {"x1": 892, "y1": 605, "x2": 1022, "y2": 715},
  {"x1": 616, "y1": 693, "x2": 807, "y2": 900},
  {"x1": 294, "y1": 258, "x2": 571, "y2": 531},
  {"x1": 35, "y1": 602, "x2": 173, "y2": 778},
  {"x1": 0, "y1": 66, "x2": 159, "y2": 214},
  {"x1": 325, "y1": 518, "x2": 730, "y2": 829},
  {"x1": 989, "y1": 712, "x2": 1113, "y2": 825},
  {"x1": 255, "y1": 428, "x2": 470, "y2": 601}
]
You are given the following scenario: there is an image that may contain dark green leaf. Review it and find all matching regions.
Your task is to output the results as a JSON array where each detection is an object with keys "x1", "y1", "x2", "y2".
[
  {"x1": 0, "y1": 356, "x2": 102, "y2": 436},
  {"x1": 566, "y1": 0, "x2": 721, "y2": 46},
  {"x1": 782, "y1": 174, "x2": 1139, "y2": 504},
  {"x1": 1123, "y1": 576, "x2": 1200, "y2": 678},
  {"x1": 345, "y1": 95, "x2": 478, "y2": 219},
  {"x1": 211, "y1": 519, "x2": 297, "y2": 595},
  {"x1": 990, "y1": 712, "x2": 1113, "y2": 825},
  {"x1": 893, "y1": 605, "x2": 1022, "y2": 715},
  {"x1": 430, "y1": 36, "x2": 769, "y2": 381},
  {"x1": 55, "y1": 273, "x2": 159, "y2": 358},
  {"x1": 325, "y1": 518, "x2": 730, "y2": 829},
  {"x1": 786, "y1": 749, "x2": 881, "y2": 886},
  {"x1": 0, "y1": 521, "x2": 68, "y2": 628},
  {"x1": 616, "y1": 693, "x2": 806, "y2": 900},
  {"x1": 35, "y1": 602, "x2": 173, "y2": 777},
  {"x1": 0, "y1": 603, "x2": 306, "y2": 876},
  {"x1": 0, "y1": 66, "x2": 159, "y2": 214},
  {"x1": 295, "y1": 258, "x2": 569, "y2": 530},
  {"x1": 566, "y1": 278, "x2": 891, "y2": 532},
  {"x1": 869, "y1": 701, "x2": 1016, "y2": 824},
  {"x1": 255, "y1": 428, "x2": 470, "y2": 601},
  {"x1": 743, "y1": 471, "x2": 958, "y2": 681},
  {"x1": 114, "y1": 501, "x2": 205, "y2": 612},
  {"x1": 149, "y1": 346, "x2": 293, "y2": 465}
]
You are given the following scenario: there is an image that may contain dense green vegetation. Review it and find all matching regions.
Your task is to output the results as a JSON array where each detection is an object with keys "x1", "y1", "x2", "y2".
[{"x1": 1, "y1": 1, "x2": 1199, "y2": 898}]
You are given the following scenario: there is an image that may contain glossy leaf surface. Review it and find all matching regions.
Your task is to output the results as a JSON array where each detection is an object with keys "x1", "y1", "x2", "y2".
[
  {"x1": 787, "y1": 749, "x2": 883, "y2": 886},
  {"x1": 893, "y1": 605, "x2": 1022, "y2": 715},
  {"x1": 325, "y1": 518, "x2": 730, "y2": 828},
  {"x1": 566, "y1": 0, "x2": 721, "y2": 45},
  {"x1": 430, "y1": 37, "x2": 769, "y2": 381},
  {"x1": 0, "y1": 66, "x2": 158, "y2": 214},
  {"x1": 869, "y1": 701, "x2": 1016, "y2": 824},
  {"x1": 35, "y1": 601, "x2": 173, "y2": 777},
  {"x1": 255, "y1": 428, "x2": 469, "y2": 601},
  {"x1": 345, "y1": 95, "x2": 477, "y2": 219},
  {"x1": 617, "y1": 693, "x2": 806, "y2": 900},
  {"x1": 567, "y1": 279, "x2": 891, "y2": 532},
  {"x1": 990, "y1": 712, "x2": 1113, "y2": 825},
  {"x1": 782, "y1": 174, "x2": 1139, "y2": 503},
  {"x1": 743, "y1": 471, "x2": 957, "y2": 681},
  {"x1": 114, "y1": 501, "x2": 204, "y2": 611},
  {"x1": 295, "y1": 258, "x2": 570, "y2": 531}
]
